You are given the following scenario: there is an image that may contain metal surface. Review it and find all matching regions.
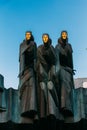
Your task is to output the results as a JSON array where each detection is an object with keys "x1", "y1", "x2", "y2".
[{"x1": 0, "y1": 75, "x2": 87, "y2": 123}]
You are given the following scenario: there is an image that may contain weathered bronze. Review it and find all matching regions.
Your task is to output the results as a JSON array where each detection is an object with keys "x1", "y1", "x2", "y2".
[
  {"x1": 55, "y1": 31, "x2": 74, "y2": 117},
  {"x1": 1, "y1": 30, "x2": 87, "y2": 127},
  {"x1": 18, "y1": 31, "x2": 38, "y2": 120},
  {"x1": 37, "y1": 33, "x2": 59, "y2": 119}
]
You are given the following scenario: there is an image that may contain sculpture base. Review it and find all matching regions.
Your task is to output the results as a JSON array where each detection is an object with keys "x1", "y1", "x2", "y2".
[{"x1": 21, "y1": 110, "x2": 37, "y2": 119}]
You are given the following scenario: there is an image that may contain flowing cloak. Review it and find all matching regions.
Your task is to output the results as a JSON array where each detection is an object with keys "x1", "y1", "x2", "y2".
[
  {"x1": 55, "y1": 39, "x2": 74, "y2": 117},
  {"x1": 18, "y1": 40, "x2": 38, "y2": 118},
  {"x1": 37, "y1": 44, "x2": 59, "y2": 119}
]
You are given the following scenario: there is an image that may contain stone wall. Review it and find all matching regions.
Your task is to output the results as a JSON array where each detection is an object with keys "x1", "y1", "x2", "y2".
[{"x1": 0, "y1": 74, "x2": 87, "y2": 123}]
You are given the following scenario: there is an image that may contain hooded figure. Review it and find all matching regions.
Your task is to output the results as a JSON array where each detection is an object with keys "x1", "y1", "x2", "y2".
[
  {"x1": 18, "y1": 31, "x2": 38, "y2": 121},
  {"x1": 55, "y1": 31, "x2": 74, "y2": 118},
  {"x1": 37, "y1": 33, "x2": 59, "y2": 119}
]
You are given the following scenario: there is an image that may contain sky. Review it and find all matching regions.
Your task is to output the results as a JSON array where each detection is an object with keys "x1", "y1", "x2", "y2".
[{"x1": 0, "y1": 0, "x2": 87, "y2": 89}]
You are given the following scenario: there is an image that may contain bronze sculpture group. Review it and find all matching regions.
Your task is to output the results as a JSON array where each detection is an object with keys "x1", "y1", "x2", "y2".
[{"x1": 18, "y1": 31, "x2": 74, "y2": 122}]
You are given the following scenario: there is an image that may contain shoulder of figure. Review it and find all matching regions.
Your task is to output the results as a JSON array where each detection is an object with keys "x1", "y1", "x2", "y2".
[
  {"x1": 50, "y1": 44, "x2": 55, "y2": 49},
  {"x1": 67, "y1": 43, "x2": 73, "y2": 52},
  {"x1": 30, "y1": 41, "x2": 37, "y2": 48},
  {"x1": 67, "y1": 43, "x2": 72, "y2": 48},
  {"x1": 55, "y1": 43, "x2": 60, "y2": 49},
  {"x1": 33, "y1": 41, "x2": 37, "y2": 47},
  {"x1": 37, "y1": 44, "x2": 43, "y2": 49},
  {"x1": 29, "y1": 40, "x2": 34, "y2": 45},
  {"x1": 20, "y1": 40, "x2": 25, "y2": 48}
]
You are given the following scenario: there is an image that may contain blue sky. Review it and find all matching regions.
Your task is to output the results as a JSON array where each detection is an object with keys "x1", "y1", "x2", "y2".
[{"x1": 0, "y1": 0, "x2": 87, "y2": 88}]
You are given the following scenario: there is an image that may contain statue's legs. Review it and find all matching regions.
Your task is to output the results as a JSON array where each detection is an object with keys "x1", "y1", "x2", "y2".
[
  {"x1": 20, "y1": 76, "x2": 38, "y2": 121},
  {"x1": 47, "y1": 81, "x2": 59, "y2": 118},
  {"x1": 39, "y1": 82, "x2": 47, "y2": 118},
  {"x1": 59, "y1": 68, "x2": 74, "y2": 117}
]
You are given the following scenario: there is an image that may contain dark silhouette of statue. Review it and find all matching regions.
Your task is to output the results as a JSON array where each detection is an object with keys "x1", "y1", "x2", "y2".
[
  {"x1": 18, "y1": 31, "x2": 38, "y2": 121},
  {"x1": 37, "y1": 33, "x2": 59, "y2": 119},
  {"x1": 55, "y1": 31, "x2": 74, "y2": 117}
]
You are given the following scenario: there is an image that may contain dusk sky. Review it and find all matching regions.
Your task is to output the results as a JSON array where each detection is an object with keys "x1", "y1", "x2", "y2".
[{"x1": 0, "y1": 0, "x2": 87, "y2": 88}]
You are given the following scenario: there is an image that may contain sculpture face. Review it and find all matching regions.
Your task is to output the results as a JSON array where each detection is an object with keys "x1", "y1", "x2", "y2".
[
  {"x1": 42, "y1": 34, "x2": 49, "y2": 43},
  {"x1": 61, "y1": 32, "x2": 67, "y2": 40},
  {"x1": 25, "y1": 32, "x2": 31, "y2": 40}
]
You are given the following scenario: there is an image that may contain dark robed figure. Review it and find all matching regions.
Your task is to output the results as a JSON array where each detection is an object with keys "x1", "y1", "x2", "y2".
[
  {"x1": 18, "y1": 31, "x2": 37, "y2": 121},
  {"x1": 37, "y1": 33, "x2": 59, "y2": 119},
  {"x1": 55, "y1": 31, "x2": 74, "y2": 117}
]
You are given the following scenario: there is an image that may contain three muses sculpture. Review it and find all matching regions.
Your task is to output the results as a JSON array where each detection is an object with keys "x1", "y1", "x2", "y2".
[{"x1": 18, "y1": 31, "x2": 74, "y2": 122}]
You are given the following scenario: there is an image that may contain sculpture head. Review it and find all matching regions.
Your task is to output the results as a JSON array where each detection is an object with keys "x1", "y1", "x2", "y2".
[
  {"x1": 42, "y1": 34, "x2": 49, "y2": 44},
  {"x1": 25, "y1": 31, "x2": 32, "y2": 40},
  {"x1": 61, "y1": 31, "x2": 68, "y2": 40}
]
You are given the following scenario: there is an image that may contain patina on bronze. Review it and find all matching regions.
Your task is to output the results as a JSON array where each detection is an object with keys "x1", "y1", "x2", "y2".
[
  {"x1": 55, "y1": 31, "x2": 74, "y2": 117},
  {"x1": 18, "y1": 31, "x2": 38, "y2": 119},
  {"x1": 37, "y1": 33, "x2": 59, "y2": 119}
]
